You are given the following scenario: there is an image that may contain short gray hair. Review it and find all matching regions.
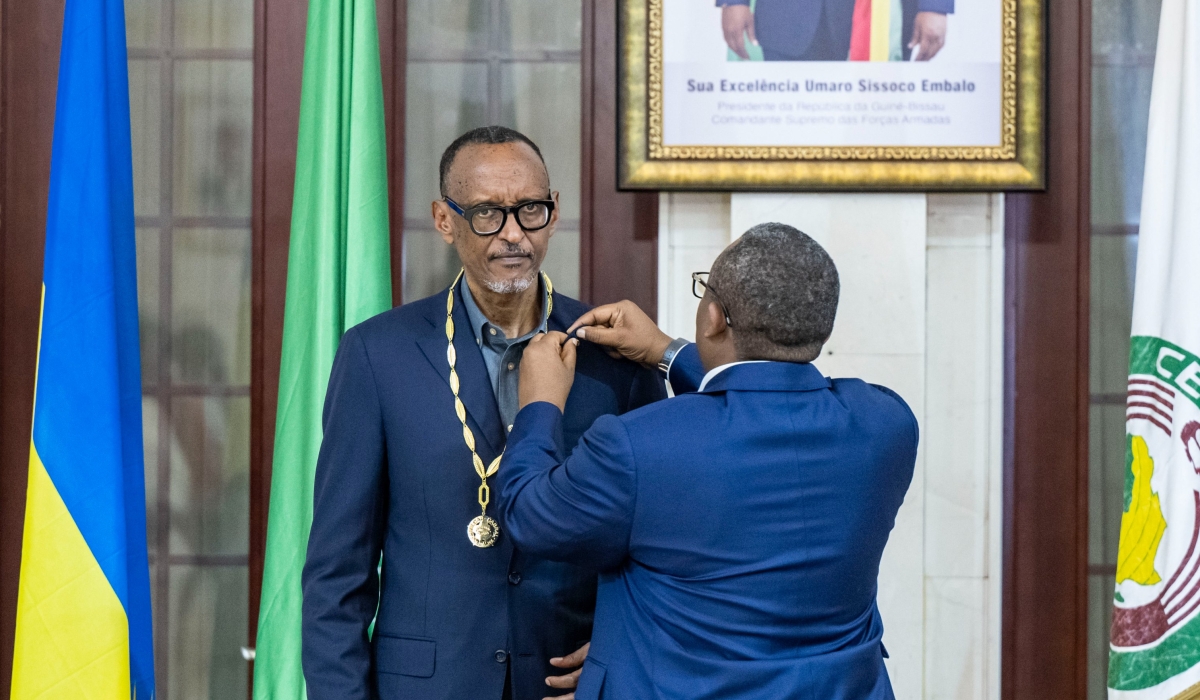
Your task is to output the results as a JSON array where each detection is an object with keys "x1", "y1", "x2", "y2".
[{"x1": 709, "y1": 222, "x2": 839, "y2": 362}]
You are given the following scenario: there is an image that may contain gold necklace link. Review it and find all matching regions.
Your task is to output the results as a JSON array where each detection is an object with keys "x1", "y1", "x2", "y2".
[{"x1": 447, "y1": 268, "x2": 552, "y2": 547}]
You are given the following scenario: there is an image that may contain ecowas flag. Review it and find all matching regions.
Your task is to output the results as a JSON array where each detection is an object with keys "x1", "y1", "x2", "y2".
[{"x1": 1107, "y1": 0, "x2": 1200, "y2": 694}]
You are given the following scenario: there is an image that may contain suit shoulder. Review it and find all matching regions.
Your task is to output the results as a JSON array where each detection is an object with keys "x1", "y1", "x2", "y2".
[
  {"x1": 828, "y1": 377, "x2": 919, "y2": 442},
  {"x1": 551, "y1": 292, "x2": 591, "y2": 320},
  {"x1": 612, "y1": 389, "x2": 710, "y2": 428},
  {"x1": 826, "y1": 377, "x2": 912, "y2": 413},
  {"x1": 346, "y1": 292, "x2": 441, "y2": 347}
]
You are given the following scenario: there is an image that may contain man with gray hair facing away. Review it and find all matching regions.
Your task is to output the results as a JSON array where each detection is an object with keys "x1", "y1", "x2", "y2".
[{"x1": 496, "y1": 223, "x2": 917, "y2": 699}]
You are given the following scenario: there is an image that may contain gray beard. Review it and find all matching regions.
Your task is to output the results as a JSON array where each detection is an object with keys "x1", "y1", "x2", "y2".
[{"x1": 484, "y1": 272, "x2": 537, "y2": 294}]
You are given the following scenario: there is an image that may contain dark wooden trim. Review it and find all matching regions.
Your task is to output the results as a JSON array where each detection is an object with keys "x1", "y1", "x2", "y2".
[
  {"x1": 249, "y1": 2, "x2": 407, "y2": 694},
  {"x1": 0, "y1": 2, "x2": 63, "y2": 695},
  {"x1": 580, "y1": 0, "x2": 657, "y2": 317},
  {"x1": 380, "y1": 0, "x2": 407, "y2": 306},
  {"x1": 250, "y1": 0, "x2": 310, "y2": 685},
  {"x1": 247, "y1": 0, "x2": 270, "y2": 692},
  {"x1": 1002, "y1": 0, "x2": 1091, "y2": 690}
]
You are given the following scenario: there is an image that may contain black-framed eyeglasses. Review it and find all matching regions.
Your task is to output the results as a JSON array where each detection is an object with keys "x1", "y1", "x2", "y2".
[
  {"x1": 444, "y1": 195, "x2": 556, "y2": 236},
  {"x1": 692, "y1": 271, "x2": 733, "y2": 327}
]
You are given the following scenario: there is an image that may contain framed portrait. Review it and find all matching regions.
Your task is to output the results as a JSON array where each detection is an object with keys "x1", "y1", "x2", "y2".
[{"x1": 618, "y1": 0, "x2": 1044, "y2": 190}]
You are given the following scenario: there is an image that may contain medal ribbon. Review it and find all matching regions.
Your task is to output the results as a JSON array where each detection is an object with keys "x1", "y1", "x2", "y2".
[{"x1": 446, "y1": 268, "x2": 553, "y2": 547}]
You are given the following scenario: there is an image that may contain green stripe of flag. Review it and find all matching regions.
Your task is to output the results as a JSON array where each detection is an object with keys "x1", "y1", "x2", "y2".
[{"x1": 253, "y1": 0, "x2": 392, "y2": 697}]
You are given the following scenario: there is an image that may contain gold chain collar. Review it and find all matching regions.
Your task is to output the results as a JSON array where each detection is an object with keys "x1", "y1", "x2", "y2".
[{"x1": 446, "y1": 269, "x2": 553, "y2": 547}]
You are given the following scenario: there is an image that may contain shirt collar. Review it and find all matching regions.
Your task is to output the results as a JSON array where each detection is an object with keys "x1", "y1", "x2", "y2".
[
  {"x1": 696, "y1": 361, "x2": 769, "y2": 392},
  {"x1": 459, "y1": 274, "x2": 551, "y2": 345}
]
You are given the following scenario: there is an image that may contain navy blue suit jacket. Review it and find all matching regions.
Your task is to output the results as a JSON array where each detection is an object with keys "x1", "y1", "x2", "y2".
[
  {"x1": 497, "y1": 345, "x2": 918, "y2": 700},
  {"x1": 301, "y1": 288, "x2": 666, "y2": 700},
  {"x1": 719, "y1": 0, "x2": 954, "y2": 61}
]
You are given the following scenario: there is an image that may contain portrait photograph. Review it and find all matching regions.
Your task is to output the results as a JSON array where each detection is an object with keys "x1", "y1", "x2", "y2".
[{"x1": 619, "y1": 0, "x2": 1045, "y2": 189}]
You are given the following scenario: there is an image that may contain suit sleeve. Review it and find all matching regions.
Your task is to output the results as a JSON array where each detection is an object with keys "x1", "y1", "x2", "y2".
[
  {"x1": 301, "y1": 327, "x2": 389, "y2": 700},
  {"x1": 918, "y1": 0, "x2": 954, "y2": 13},
  {"x1": 626, "y1": 363, "x2": 668, "y2": 412},
  {"x1": 497, "y1": 402, "x2": 636, "y2": 570},
  {"x1": 666, "y1": 342, "x2": 706, "y2": 395}
]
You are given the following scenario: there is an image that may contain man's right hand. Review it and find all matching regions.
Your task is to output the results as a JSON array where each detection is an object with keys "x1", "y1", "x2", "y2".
[
  {"x1": 568, "y1": 301, "x2": 675, "y2": 370},
  {"x1": 721, "y1": 4, "x2": 757, "y2": 60}
]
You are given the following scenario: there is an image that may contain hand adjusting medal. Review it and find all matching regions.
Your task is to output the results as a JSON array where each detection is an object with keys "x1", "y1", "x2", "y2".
[{"x1": 446, "y1": 269, "x2": 553, "y2": 548}]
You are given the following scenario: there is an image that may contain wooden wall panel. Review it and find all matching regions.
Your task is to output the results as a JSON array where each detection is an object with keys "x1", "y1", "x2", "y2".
[
  {"x1": 1003, "y1": 0, "x2": 1091, "y2": 691},
  {"x1": 0, "y1": 2, "x2": 63, "y2": 695},
  {"x1": 580, "y1": 0, "x2": 658, "y2": 317}
]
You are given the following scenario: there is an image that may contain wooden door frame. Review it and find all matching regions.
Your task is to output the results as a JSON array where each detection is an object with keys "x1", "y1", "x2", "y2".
[
  {"x1": 580, "y1": 0, "x2": 660, "y2": 317},
  {"x1": 0, "y1": 1, "x2": 63, "y2": 695},
  {"x1": 1001, "y1": 0, "x2": 1092, "y2": 690}
]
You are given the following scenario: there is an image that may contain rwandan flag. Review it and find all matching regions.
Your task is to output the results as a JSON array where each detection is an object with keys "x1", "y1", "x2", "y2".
[
  {"x1": 10, "y1": 0, "x2": 155, "y2": 698},
  {"x1": 850, "y1": 0, "x2": 905, "y2": 61}
]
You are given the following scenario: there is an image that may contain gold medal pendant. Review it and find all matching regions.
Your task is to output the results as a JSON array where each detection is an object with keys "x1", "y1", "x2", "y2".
[{"x1": 467, "y1": 515, "x2": 501, "y2": 548}]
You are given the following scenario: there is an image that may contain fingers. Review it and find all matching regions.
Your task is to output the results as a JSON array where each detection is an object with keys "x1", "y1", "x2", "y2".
[
  {"x1": 545, "y1": 667, "x2": 583, "y2": 688},
  {"x1": 729, "y1": 36, "x2": 750, "y2": 59},
  {"x1": 529, "y1": 331, "x2": 568, "y2": 351},
  {"x1": 542, "y1": 695, "x2": 574, "y2": 700},
  {"x1": 909, "y1": 12, "x2": 946, "y2": 60},
  {"x1": 721, "y1": 7, "x2": 752, "y2": 59},
  {"x1": 921, "y1": 34, "x2": 944, "y2": 59},
  {"x1": 560, "y1": 338, "x2": 579, "y2": 373},
  {"x1": 573, "y1": 324, "x2": 620, "y2": 347},
  {"x1": 551, "y1": 642, "x2": 590, "y2": 667},
  {"x1": 568, "y1": 305, "x2": 620, "y2": 335},
  {"x1": 746, "y1": 17, "x2": 758, "y2": 46}
]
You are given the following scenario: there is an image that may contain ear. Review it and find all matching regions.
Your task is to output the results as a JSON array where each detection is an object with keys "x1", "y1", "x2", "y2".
[
  {"x1": 433, "y1": 200, "x2": 456, "y2": 245},
  {"x1": 701, "y1": 299, "x2": 727, "y2": 339},
  {"x1": 546, "y1": 191, "x2": 561, "y2": 240}
]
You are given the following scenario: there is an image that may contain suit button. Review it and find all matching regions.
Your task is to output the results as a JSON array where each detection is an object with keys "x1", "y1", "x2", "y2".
[
  {"x1": 494, "y1": 650, "x2": 508, "y2": 663},
  {"x1": 508, "y1": 572, "x2": 522, "y2": 585}
]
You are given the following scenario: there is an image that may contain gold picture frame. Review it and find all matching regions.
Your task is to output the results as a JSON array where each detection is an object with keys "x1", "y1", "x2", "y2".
[{"x1": 619, "y1": 0, "x2": 1044, "y2": 190}]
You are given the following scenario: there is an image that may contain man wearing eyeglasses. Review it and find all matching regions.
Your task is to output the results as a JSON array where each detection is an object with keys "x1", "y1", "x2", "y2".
[
  {"x1": 497, "y1": 223, "x2": 918, "y2": 699},
  {"x1": 301, "y1": 126, "x2": 666, "y2": 700}
]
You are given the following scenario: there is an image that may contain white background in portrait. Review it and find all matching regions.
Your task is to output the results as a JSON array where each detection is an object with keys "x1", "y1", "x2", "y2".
[{"x1": 659, "y1": 0, "x2": 1004, "y2": 147}]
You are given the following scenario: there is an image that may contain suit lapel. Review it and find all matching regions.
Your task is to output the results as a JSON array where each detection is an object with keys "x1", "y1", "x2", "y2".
[
  {"x1": 547, "y1": 291, "x2": 570, "y2": 333},
  {"x1": 414, "y1": 286, "x2": 506, "y2": 456}
]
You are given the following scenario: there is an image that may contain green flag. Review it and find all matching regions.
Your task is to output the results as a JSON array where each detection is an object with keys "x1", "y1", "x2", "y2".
[{"x1": 252, "y1": 0, "x2": 392, "y2": 697}]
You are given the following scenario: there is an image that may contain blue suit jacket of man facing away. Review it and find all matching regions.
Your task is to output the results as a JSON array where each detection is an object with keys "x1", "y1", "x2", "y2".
[
  {"x1": 497, "y1": 343, "x2": 918, "y2": 700},
  {"x1": 300, "y1": 287, "x2": 665, "y2": 700}
]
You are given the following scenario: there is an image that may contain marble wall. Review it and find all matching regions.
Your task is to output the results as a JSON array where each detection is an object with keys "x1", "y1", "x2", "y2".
[{"x1": 656, "y1": 192, "x2": 1005, "y2": 700}]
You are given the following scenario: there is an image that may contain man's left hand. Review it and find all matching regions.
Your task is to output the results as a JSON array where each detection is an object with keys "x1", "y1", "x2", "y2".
[
  {"x1": 519, "y1": 332, "x2": 578, "y2": 412},
  {"x1": 545, "y1": 642, "x2": 590, "y2": 699},
  {"x1": 908, "y1": 11, "x2": 947, "y2": 60}
]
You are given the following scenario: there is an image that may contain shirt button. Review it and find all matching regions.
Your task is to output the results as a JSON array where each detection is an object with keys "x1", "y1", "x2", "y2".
[
  {"x1": 508, "y1": 572, "x2": 522, "y2": 585},
  {"x1": 507, "y1": 362, "x2": 515, "y2": 371},
  {"x1": 494, "y1": 650, "x2": 509, "y2": 663},
  {"x1": 507, "y1": 425, "x2": 513, "y2": 432},
  {"x1": 489, "y1": 328, "x2": 497, "y2": 336}
]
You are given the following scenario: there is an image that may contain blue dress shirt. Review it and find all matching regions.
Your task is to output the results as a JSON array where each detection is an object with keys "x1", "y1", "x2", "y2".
[{"x1": 460, "y1": 278, "x2": 551, "y2": 431}]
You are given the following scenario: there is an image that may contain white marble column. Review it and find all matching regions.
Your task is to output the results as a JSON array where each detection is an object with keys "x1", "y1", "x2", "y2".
[{"x1": 656, "y1": 191, "x2": 1004, "y2": 700}]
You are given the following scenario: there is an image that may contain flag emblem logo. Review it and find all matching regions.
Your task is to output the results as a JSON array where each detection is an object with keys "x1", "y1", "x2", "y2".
[{"x1": 1110, "y1": 336, "x2": 1200, "y2": 692}]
